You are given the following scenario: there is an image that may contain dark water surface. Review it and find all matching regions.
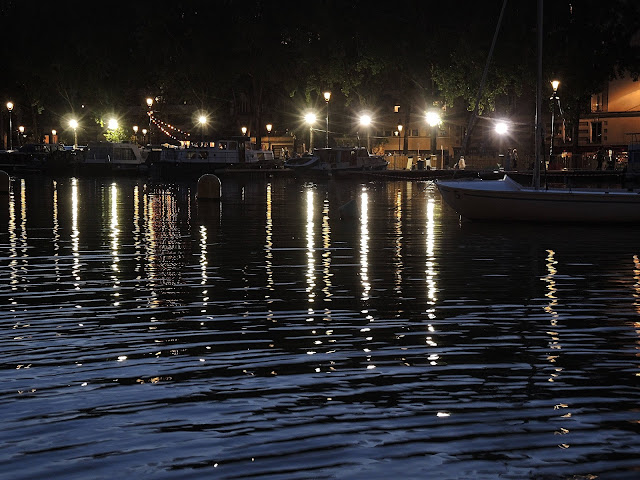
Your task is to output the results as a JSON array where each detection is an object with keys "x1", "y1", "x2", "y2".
[{"x1": 1, "y1": 173, "x2": 639, "y2": 479}]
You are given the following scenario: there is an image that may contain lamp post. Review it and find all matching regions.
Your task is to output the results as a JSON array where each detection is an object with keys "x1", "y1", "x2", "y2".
[
  {"x1": 142, "y1": 128, "x2": 148, "y2": 145},
  {"x1": 241, "y1": 126, "x2": 247, "y2": 136},
  {"x1": 266, "y1": 123, "x2": 272, "y2": 150},
  {"x1": 133, "y1": 125, "x2": 138, "y2": 144},
  {"x1": 549, "y1": 80, "x2": 560, "y2": 163},
  {"x1": 52, "y1": 129, "x2": 57, "y2": 144},
  {"x1": 495, "y1": 120, "x2": 509, "y2": 169},
  {"x1": 397, "y1": 124, "x2": 403, "y2": 153},
  {"x1": 305, "y1": 112, "x2": 316, "y2": 152},
  {"x1": 69, "y1": 119, "x2": 78, "y2": 149},
  {"x1": 18, "y1": 125, "x2": 24, "y2": 147},
  {"x1": 323, "y1": 91, "x2": 331, "y2": 147},
  {"x1": 198, "y1": 115, "x2": 207, "y2": 145},
  {"x1": 7, "y1": 102, "x2": 13, "y2": 150},
  {"x1": 425, "y1": 110, "x2": 441, "y2": 156},
  {"x1": 359, "y1": 114, "x2": 371, "y2": 152},
  {"x1": 146, "y1": 97, "x2": 153, "y2": 145}
]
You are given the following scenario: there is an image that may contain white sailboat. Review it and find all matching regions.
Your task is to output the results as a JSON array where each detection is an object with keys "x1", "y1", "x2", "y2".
[{"x1": 437, "y1": 0, "x2": 640, "y2": 223}]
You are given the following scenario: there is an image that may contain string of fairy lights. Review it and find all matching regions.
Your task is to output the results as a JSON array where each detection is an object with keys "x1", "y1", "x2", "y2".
[{"x1": 148, "y1": 111, "x2": 191, "y2": 140}]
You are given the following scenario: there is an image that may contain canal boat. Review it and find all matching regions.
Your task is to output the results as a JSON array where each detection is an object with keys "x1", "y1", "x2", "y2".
[
  {"x1": 284, "y1": 147, "x2": 388, "y2": 173},
  {"x1": 437, "y1": 175, "x2": 640, "y2": 223},
  {"x1": 82, "y1": 142, "x2": 148, "y2": 174},
  {"x1": 153, "y1": 138, "x2": 275, "y2": 175}
]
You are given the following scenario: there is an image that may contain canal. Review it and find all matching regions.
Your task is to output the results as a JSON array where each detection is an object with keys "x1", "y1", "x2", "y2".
[{"x1": 1, "y1": 173, "x2": 639, "y2": 479}]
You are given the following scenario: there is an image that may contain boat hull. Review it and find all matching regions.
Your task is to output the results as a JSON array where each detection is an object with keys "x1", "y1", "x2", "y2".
[{"x1": 437, "y1": 176, "x2": 640, "y2": 223}]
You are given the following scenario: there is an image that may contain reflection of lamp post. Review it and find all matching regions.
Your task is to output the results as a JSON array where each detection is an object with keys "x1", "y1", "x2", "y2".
[
  {"x1": 146, "y1": 97, "x2": 153, "y2": 145},
  {"x1": 397, "y1": 124, "x2": 403, "y2": 153},
  {"x1": 198, "y1": 115, "x2": 207, "y2": 145},
  {"x1": 266, "y1": 123, "x2": 272, "y2": 150},
  {"x1": 305, "y1": 112, "x2": 316, "y2": 152},
  {"x1": 7, "y1": 102, "x2": 13, "y2": 150},
  {"x1": 69, "y1": 119, "x2": 78, "y2": 149},
  {"x1": 359, "y1": 114, "x2": 371, "y2": 151},
  {"x1": 549, "y1": 80, "x2": 560, "y2": 162},
  {"x1": 323, "y1": 91, "x2": 331, "y2": 147},
  {"x1": 425, "y1": 110, "x2": 441, "y2": 156}
]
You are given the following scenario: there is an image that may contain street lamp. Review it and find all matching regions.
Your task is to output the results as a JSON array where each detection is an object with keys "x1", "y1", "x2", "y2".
[
  {"x1": 52, "y1": 129, "x2": 57, "y2": 144},
  {"x1": 69, "y1": 119, "x2": 78, "y2": 149},
  {"x1": 550, "y1": 80, "x2": 560, "y2": 162},
  {"x1": 241, "y1": 126, "x2": 247, "y2": 136},
  {"x1": 397, "y1": 124, "x2": 403, "y2": 153},
  {"x1": 18, "y1": 125, "x2": 24, "y2": 147},
  {"x1": 198, "y1": 115, "x2": 207, "y2": 145},
  {"x1": 323, "y1": 91, "x2": 331, "y2": 147},
  {"x1": 495, "y1": 120, "x2": 509, "y2": 169},
  {"x1": 7, "y1": 102, "x2": 13, "y2": 150},
  {"x1": 146, "y1": 97, "x2": 153, "y2": 145},
  {"x1": 425, "y1": 110, "x2": 441, "y2": 155},
  {"x1": 108, "y1": 118, "x2": 118, "y2": 130},
  {"x1": 359, "y1": 114, "x2": 371, "y2": 151},
  {"x1": 266, "y1": 123, "x2": 272, "y2": 150},
  {"x1": 305, "y1": 112, "x2": 316, "y2": 152},
  {"x1": 142, "y1": 128, "x2": 148, "y2": 144},
  {"x1": 133, "y1": 125, "x2": 138, "y2": 144}
]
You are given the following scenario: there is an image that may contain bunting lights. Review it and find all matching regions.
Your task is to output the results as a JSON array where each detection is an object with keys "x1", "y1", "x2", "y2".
[{"x1": 148, "y1": 111, "x2": 192, "y2": 140}]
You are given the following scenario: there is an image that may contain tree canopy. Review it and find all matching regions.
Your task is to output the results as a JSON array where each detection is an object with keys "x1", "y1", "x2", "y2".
[{"x1": 2, "y1": 0, "x2": 639, "y2": 147}]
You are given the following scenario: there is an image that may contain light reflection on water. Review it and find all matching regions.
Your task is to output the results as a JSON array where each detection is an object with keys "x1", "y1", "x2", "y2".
[{"x1": 1, "y1": 174, "x2": 640, "y2": 479}]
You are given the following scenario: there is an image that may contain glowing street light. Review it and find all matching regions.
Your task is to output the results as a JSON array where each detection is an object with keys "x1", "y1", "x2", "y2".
[
  {"x1": 494, "y1": 121, "x2": 509, "y2": 135},
  {"x1": 425, "y1": 111, "x2": 441, "y2": 127},
  {"x1": 69, "y1": 119, "x2": 79, "y2": 149},
  {"x1": 198, "y1": 115, "x2": 207, "y2": 144},
  {"x1": 7, "y1": 101, "x2": 13, "y2": 150},
  {"x1": 305, "y1": 112, "x2": 316, "y2": 152},
  {"x1": 266, "y1": 123, "x2": 273, "y2": 150},
  {"x1": 241, "y1": 126, "x2": 247, "y2": 136},
  {"x1": 425, "y1": 110, "x2": 441, "y2": 155},
  {"x1": 323, "y1": 91, "x2": 331, "y2": 147},
  {"x1": 550, "y1": 80, "x2": 560, "y2": 160},
  {"x1": 133, "y1": 125, "x2": 138, "y2": 143},
  {"x1": 397, "y1": 124, "x2": 403, "y2": 153},
  {"x1": 146, "y1": 97, "x2": 153, "y2": 145},
  {"x1": 142, "y1": 128, "x2": 148, "y2": 144},
  {"x1": 359, "y1": 114, "x2": 372, "y2": 151},
  {"x1": 18, "y1": 125, "x2": 24, "y2": 146},
  {"x1": 108, "y1": 118, "x2": 118, "y2": 130}
]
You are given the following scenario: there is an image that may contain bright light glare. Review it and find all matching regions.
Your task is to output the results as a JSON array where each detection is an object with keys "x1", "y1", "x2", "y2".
[
  {"x1": 360, "y1": 114, "x2": 371, "y2": 126},
  {"x1": 426, "y1": 111, "x2": 441, "y2": 127},
  {"x1": 69, "y1": 119, "x2": 78, "y2": 129},
  {"x1": 495, "y1": 121, "x2": 509, "y2": 135},
  {"x1": 198, "y1": 115, "x2": 207, "y2": 125},
  {"x1": 305, "y1": 113, "x2": 316, "y2": 125},
  {"x1": 108, "y1": 119, "x2": 118, "y2": 130}
]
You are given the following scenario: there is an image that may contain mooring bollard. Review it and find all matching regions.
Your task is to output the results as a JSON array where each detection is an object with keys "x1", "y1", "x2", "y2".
[
  {"x1": 197, "y1": 174, "x2": 222, "y2": 200},
  {"x1": 0, "y1": 170, "x2": 9, "y2": 194}
]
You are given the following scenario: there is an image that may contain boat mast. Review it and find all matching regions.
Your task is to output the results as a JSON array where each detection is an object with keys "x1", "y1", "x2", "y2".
[{"x1": 533, "y1": 0, "x2": 543, "y2": 190}]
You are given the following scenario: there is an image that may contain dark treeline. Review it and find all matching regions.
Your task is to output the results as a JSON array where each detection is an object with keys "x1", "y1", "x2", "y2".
[{"x1": 1, "y1": 0, "x2": 639, "y2": 150}]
